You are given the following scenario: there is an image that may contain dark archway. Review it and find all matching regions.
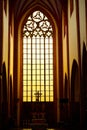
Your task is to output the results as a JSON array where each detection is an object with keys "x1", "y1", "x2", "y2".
[
  {"x1": 1, "y1": 62, "x2": 8, "y2": 128},
  {"x1": 71, "y1": 59, "x2": 80, "y2": 126},
  {"x1": 82, "y1": 42, "x2": 87, "y2": 126}
]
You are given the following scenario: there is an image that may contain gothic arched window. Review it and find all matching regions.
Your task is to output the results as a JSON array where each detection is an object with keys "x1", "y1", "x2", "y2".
[{"x1": 22, "y1": 11, "x2": 53, "y2": 102}]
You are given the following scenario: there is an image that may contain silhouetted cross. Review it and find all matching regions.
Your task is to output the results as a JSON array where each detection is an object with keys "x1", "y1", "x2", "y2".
[{"x1": 34, "y1": 91, "x2": 42, "y2": 102}]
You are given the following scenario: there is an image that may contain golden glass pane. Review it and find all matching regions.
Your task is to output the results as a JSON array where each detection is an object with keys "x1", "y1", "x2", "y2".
[
  {"x1": 23, "y1": 44, "x2": 27, "y2": 49},
  {"x1": 23, "y1": 97, "x2": 26, "y2": 102},
  {"x1": 28, "y1": 81, "x2": 31, "y2": 85},
  {"x1": 45, "y1": 44, "x2": 49, "y2": 49},
  {"x1": 23, "y1": 86, "x2": 27, "y2": 91},
  {"x1": 28, "y1": 70, "x2": 31, "y2": 75},
  {"x1": 41, "y1": 75, "x2": 44, "y2": 80},
  {"x1": 37, "y1": 64, "x2": 40, "y2": 69},
  {"x1": 45, "y1": 60, "x2": 49, "y2": 64},
  {"x1": 32, "y1": 44, "x2": 36, "y2": 48},
  {"x1": 50, "y1": 44, "x2": 53, "y2": 48},
  {"x1": 32, "y1": 91, "x2": 36, "y2": 96},
  {"x1": 50, "y1": 48, "x2": 53, "y2": 53},
  {"x1": 50, "y1": 91, "x2": 53, "y2": 96},
  {"x1": 50, "y1": 65, "x2": 53, "y2": 69},
  {"x1": 37, "y1": 75, "x2": 40, "y2": 80},
  {"x1": 23, "y1": 49, "x2": 27, "y2": 53},
  {"x1": 28, "y1": 65, "x2": 31, "y2": 69},
  {"x1": 37, "y1": 86, "x2": 40, "y2": 90},
  {"x1": 41, "y1": 54, "x2": 44, "y2": 59},
  {"x1": 50, "y1": 75, "x2": 53, "y2": 80},
  {"x1": 23, "y1": 59, "x2": 27, "y2": 64},
  {"x1": 28, "y1": 97, "x2": 31, "y2": 102},
  {"x1": 37, "y1": 70, "x2": 40, "y2": 74},
  {"x1": 41, "y1": 81, "x2": 44, "y2": 85},
  {"x1": 23, "y1": 65, "x2": 27, "y2": 69},
  {"x1": 23, "y1": 81, "x2": 27, "y2": 85},
  {"x1": 50, "y1": 96, "x2": 53, "y2": 101},
  {"x1": 41, "y1": 96, "x2": 44, "y2": 101},
  {"x1": 50, "y1": 81, "x2": 53, "y2": 85},
  {"x1": 28, "y1": 75, "x2": 31, "y2": 80},
  {"x1": 45, "y1": 54, "x2": 49, "y2": 59},
  {"x1": 50, "y1": 37, "x2": 53, "y2": 43},
  {"x1": 41, "y1": 48, "x2": 44, "y2": 53},
  {"x1": 45, "y1": 38, "x2": 48, "y2": 43},
  {"x1": 41, "y1": 59, "x2": 44, "y2": 64},
  {"x1": 46, "y1": 75, "x2": 49, "y2": 80},
  {"x1": 32, "y1": 96, "x2": 36, "y2": 102},
  {"x1": 37, "y1": 59, "x2": 40, "y2": 64},
  {"x1": 28, "y1": 91, "x2": 31, "y2": 96},
  {"x1": 46, "y1": 81, "x2": 49, "y2": 85},
  {"x1": 46, "y1": 86, "x2": 49, "y2": 91},
  {"x1": 28, "y1": 59, "x2": 31, "y2": 64},
  {"x1": 28, "y1": 86, "x2": 31, "y2": 91},
  {"x1": 41, "y1": 87, "x2": 44, "y2": 91},
  {"x1": 50, "y1": 54, "x2": 53, "y2": 59},
  {"x1": 28, "y1": 48, "x2": 31, "y2": 53},
  {"x1": 50, "y1": 59, "x2": 53, "y2": 64},
  {"x1": 46, "y1": 91, "x2": 49, "y2": 96},
  {"x1": 23, "y1": 38, "x2": 27, "y2": 44},
  {"x1": 50, "y1": 86, "x2": 53, "y2": 91},
  {"x1": 32, "y1": 64, "x2": 36, "y2": 69},
  {"x1": 41, "y1": 37, "x2": 44, "y2": 43},
  {"x1": 28, "y1": 37, "x2": 31, "y2": 43},
  {"x1": 50, "y1": 70, "x2": 53, "y2": 74},
  {"x1": 37, "y1": 49, "x2": 40, "y2": 54},
  {"x1": 32, "y1": 70, "x2": 36, "y2": 75},
  {"x1": 23, "y1": 75, "x2": 27, "y2": 81},
  {"x1": 41, "y1": 70, "x2": 44, "y2": 74},
  {"x1": 23, "y1": 70, "x2": 27, "y2": 75},
  {"x1": 32, "y1": 81, "x2": 36, "y2": 85},
  {"x1": 28, "y1": 54, "x2": 31, "y2": 59},
  {"x1": 41, "y1": 64, "x2": 44, "y2": 69},
  {"x1": 32, "y1": 49, "x2": 36, "y2": 53},
  {"x1": 32, "y1": 86, "x2": 36, "y2": 91},
  {"x1": 32, "y1": 54, "x2": 36, "y2": 59},
  {"x1": 23, "y1": 54, "x2": 27, "y2": 59},
  {"x1": 32, "y1": 60, "x2": 36, "y2": 64},
  {"x1": 28, "y1": 44, "x2": 31, "y2": 49},
  {"x1": 23, "y1": 91, "x2": 27, "y2": 96},
  {"x1": 45, "y1": 64, "x2": 49, "y2": 69},
  {"x1": 37, "y1": 44, "x2": 40, "y2": 49},
  {"x1": 37, "y1": 81, "x2": 40, "y2": 85},
  {"x1": 45, "y1": 49, "x2": 48, "y2": 54},
  {"x1": 32, "y1": 38, "x2": 36, "y2": 43},
  {"x1": 46, "y1": 97, "x2": 49, "y2": 101},
  {"x1": 37, "y1": 38, "x2": 39, "y2": 44},
  {"x1": 32, "y1": 75, "x2": 36, "y2": 80},
  {"x1": 41, "y1": 43, "x2": 44, "y2": 49},
  {"x1": 37, "y1": 55, "x2": 40, "y2": 59},
  {"x1": 46, "y1": 70, "x2": 49, "y2": 74}
]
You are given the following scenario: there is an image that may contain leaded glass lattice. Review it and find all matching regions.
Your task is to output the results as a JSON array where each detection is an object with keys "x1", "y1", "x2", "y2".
[{"x1": 23, "y1": 10, "x2": 53, "y2": 102}]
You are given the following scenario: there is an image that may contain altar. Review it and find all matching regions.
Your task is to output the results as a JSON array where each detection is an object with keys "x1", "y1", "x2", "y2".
[{"x1": 30, "y1": 91, "x2": 48, "y2": 130}]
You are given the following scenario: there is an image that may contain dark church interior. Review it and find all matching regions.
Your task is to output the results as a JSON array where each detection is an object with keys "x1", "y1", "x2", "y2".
[{"x1": 0, "y1": 0, "x2": 87, "y2": 130}]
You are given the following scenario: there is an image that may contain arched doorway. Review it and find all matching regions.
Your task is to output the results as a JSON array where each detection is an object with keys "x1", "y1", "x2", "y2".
[{"x1": 71, "y1": 59, "x2": 80, "y2": 126}]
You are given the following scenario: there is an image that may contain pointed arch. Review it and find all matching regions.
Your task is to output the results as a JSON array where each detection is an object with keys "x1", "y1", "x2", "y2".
[
  {"x1": 16, "y1": 5, "x2": 59, "y2": 127},
  {"x1": 71, "y1": 59, "x2": 80, "y2": 102},
  {"x1": 71, "y1": 59, "x2": 80, "y2": 125}
]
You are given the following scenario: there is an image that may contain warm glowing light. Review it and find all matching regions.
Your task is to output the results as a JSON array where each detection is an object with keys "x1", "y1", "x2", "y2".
[{"x1": 23, "y1": 11, "x2": 53, "y2": 102}]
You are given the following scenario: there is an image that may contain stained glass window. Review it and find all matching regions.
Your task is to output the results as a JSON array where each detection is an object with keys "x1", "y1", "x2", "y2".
[{"x1": 23, "y1": 11, "x2": 53, "y2": 102}]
